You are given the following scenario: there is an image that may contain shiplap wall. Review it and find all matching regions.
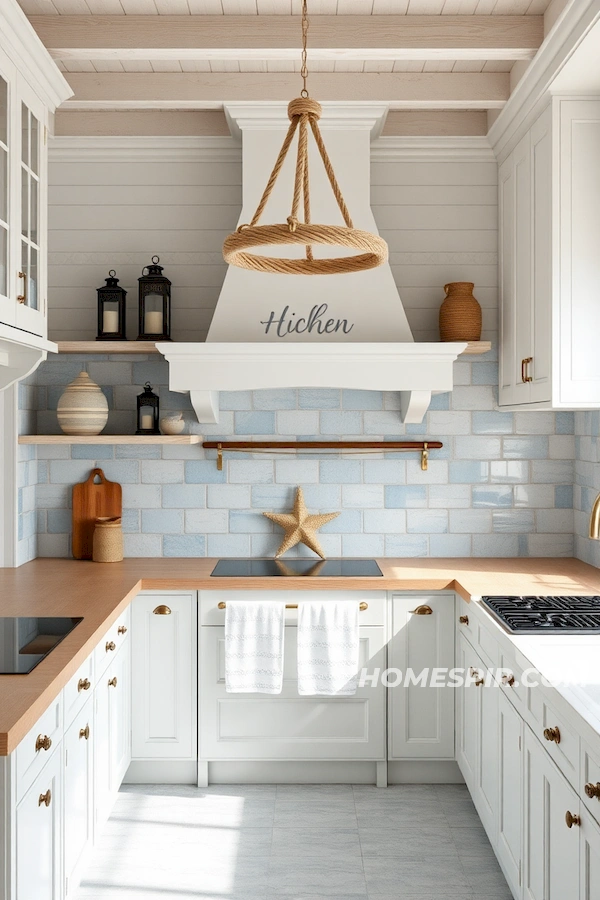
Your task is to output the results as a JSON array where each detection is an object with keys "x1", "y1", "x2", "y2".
[{"x1": 47, "y1": 139, "x2": 498, "y2": 344}]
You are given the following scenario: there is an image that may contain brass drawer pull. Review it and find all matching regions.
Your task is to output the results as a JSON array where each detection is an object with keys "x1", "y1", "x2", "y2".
[
  {"x1": 108, "y1": 676, "x2": 118, "y2": 688},
  {"x1": 502, "y1": 674, "x2": 515, "y2": 688},
  {"x1": 585, "y1": 782, "x2": 600, "y2": 800},
  {"x1": 153, "y1": 605, "x2": 172, "y2": 615},
  {"x1": 521, "y1": 357, "x2": 533, "y2": 383},
  {"x1": 469, "y1": 667, "x2": 485, "y2": 687},
  {"x1": 79, "y1": 724, "x2": 90, "y2": 740},
  {"x1": 565, "y1": 811, "x2": 580, "y2": 829},
  {"x1": 35, "y1": 734, "x2": 52, "y2": 752},
  {"x1": 106, "y1": 641, "x2": 116, "y2": 652},
  {"x1": 38, "y1": 789, "x2": 51, "y2": 808},
  {"x1": 78, "y1": 678, "x2": 91, "y2": 692},
  {"x1": 459, "y1": 615, "x2": 469, "y2": 625},
  {"x1": 118, "y1": 625, "x2": 128, "y2": 635},
  {"x1": 544, "y1": 726, "x2": 561, "y2": 744},
  {"x1": 410, "y1": 605, "x2": 433, "y2": 616},
  {"x1": 17, "y1": 271, "x2": 27, "y2": 304}
]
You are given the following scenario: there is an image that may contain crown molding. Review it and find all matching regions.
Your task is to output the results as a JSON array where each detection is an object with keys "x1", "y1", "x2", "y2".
[
  {"x1": 0, "y1": 2, "x2": 72, "y2": 111},
  {"x1": 371, "y1": 136, "x2": 495, "y2": 162},
  {"x1": 488, "y1": 0, "x2": 600, "y2": 161},
  {"x1": 49, "y1": 135, "x2": 241, "y2": 163},
  {"x1": 50, "y1": 133, "x2": 494, "y2": 164}
]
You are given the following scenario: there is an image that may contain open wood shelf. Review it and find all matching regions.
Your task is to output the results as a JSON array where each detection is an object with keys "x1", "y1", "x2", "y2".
[
  {"x1": 19, "y1": 435, "x2": 203, "y2": 445},
  {"x1": 56, "y1": 341, "x2": 159, "y2": 354},
  {"x1": 55, "y1": 340, "x2": 492, "y2": 356}
]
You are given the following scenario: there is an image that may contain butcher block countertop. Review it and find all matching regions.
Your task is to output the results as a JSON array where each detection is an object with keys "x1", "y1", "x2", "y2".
[{"x1": 0, "y1": 556, "x2": 599, "y2": 755}]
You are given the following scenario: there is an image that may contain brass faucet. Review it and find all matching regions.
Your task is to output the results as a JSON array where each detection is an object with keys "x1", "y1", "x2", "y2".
[{"x1": 591, "y1": 493, "x2": 600, "y2": 540}]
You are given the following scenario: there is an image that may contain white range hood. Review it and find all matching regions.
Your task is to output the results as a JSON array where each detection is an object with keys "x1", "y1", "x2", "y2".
[{"x1": 158, "y1": 103, "x2": 466, "y2": 424}]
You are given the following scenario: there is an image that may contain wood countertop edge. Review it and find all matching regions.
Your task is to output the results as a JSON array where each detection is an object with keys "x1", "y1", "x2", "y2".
[{"x1": 1, "y1": 556, "x2": 599, "y2": 754}]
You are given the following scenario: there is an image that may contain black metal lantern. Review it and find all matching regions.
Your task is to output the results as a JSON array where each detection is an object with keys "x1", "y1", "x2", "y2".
[
  {"x1": 136, "y1": 382, "x2": 160, "y2": 435},
  {"x1": 96, "y1": 270, "x2": 127, "y2": 340},
  {"x1": 137, "y1": 255, "x2": 171, "y2": 341}
]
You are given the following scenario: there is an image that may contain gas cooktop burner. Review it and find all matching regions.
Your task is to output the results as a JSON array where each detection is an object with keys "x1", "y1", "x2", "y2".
[{"x1": 481, "y1": 596, "x2": 600, "y2": 634}]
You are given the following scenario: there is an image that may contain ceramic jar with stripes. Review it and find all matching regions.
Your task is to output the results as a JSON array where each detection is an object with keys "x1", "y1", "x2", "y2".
[{"x1": 57, "y1": 371, "x2": 109, "y2": 436}]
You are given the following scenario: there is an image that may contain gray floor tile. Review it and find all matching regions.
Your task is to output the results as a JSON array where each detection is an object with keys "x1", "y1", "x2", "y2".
[
  {"x1": 269, "y1": 855, "x2": 367, "y2": 896},
  {"x1": 274, "y1": 800, "x2": 357, "y2": 828},
  {"x1": 271, "y1": 827, "x2": 360, "y2": 857},
  {"x1": 363, "y1": 856, "x2": 472, "y2": 893},
  {"x1": 359, "y1": 824, "x2": 459, "y2": 858},
  {"x1": 277, "y1": 784, "x2": 354, "y2": 801}
]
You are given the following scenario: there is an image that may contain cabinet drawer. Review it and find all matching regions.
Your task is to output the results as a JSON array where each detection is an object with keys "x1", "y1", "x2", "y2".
[
  {"x1": 582, "y1": 740, "x2": 600, "y2": 827},
  {"x1": 456, "y1": 595, "x2": 476, "y2": 643},
  {"x1": 200, "y1": 590, "x2": 386, "y2": 626},
  {"x1": 63, "y1": 653, "x2": 94, "y2": 729},
  {"x1": 94, "y1": 606, "x2": 130, "y2": 677},
  {"x1": 15, "y1": 694, "x2": 62, "y2": 803},
  {"x1": 529, "y1": 691, "x2": 579, "y2": 786},
  {"x1": 495, "y1": 645, "x2": 529, "y2": 719}
]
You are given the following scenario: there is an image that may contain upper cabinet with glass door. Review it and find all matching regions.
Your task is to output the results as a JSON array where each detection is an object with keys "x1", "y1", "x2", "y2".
[{"x1": 0, "y1": 1, "x2": 71, "y2": 340}]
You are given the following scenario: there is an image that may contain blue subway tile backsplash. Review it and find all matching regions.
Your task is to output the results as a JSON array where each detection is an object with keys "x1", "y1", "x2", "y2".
[{"x1": 15, "y1": 351, "x2": 582, "y2": 561}]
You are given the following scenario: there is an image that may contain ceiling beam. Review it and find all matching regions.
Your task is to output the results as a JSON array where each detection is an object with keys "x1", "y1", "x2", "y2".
[
  {"x1": 62, "y1": 71, "x2": 509, "y2": 109},
  {"x1": 31, "y1": 14, "x2": 542, "y2": 60}
]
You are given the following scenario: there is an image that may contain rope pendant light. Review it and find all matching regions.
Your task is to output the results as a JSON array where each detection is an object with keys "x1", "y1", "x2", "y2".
[{"x1": 222, "y1": 0, "x2": 388, "y2": 276}]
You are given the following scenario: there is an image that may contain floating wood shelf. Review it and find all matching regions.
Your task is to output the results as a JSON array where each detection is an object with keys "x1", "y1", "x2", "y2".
[
  {"x1": 55, "y1": 340, "x2": 492, "y2": 356},
  {"x1": 19, "y1": 435, "x2": 203, "y2": 445}
]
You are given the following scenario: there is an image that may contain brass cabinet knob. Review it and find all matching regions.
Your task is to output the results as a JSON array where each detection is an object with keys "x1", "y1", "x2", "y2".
[
  {"x1": 118, "y1": 625, "x2": 128, "y2": 635},
  {"x1": 565, "y1": 811, "x2": 581, "y2": 829},
  {"x1": 410, "y1": 605, "x2": 433, "y2": 615},
  {"x1": 38, "y1": 789, "x2": 51, "y2": 808},
  {"x1": 459, "y1": 615, "x2": 469, "y2": 625},
  {"x1": 78, "y1": 678, "x2": 91, "y2": 692},
  {"x1": 585, "y1": 782, "x2": 600, "y2": 800},
  {"x1": 521, "y1": 356, "x2": 533, "y2": 383},
  {"x1": 106, "y1": 641, "x2": 116, "y2": 652},
  {"x1": 153, "y1": 605, "x2": 171, "y2": 615},
  {"x1": 35, "y1": 734, "x2": 52, "y2": 752},
  {"x1": 544, "y1": 726, "x2": 561, "y2": 744},
  {"x1": 502, "y1": 674, "x2": 516, "y2": 688},
  {"x1": 108, "y1": 676, "x2": 118, "y2": 688},
  {"x1": 79, "y1": 724, "x2": 90, "y2": 740}
]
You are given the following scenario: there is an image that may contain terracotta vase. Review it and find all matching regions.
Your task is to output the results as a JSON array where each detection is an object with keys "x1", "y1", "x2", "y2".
[
  {"x1": 57, "y1": 371, "x2": 109, "y2": 436},
  {"x1": 439, "y1": 281, "x2": 482, "y2": 342}
]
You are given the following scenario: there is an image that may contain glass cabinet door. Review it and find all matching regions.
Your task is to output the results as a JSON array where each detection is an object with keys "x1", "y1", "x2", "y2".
[
  {"x1": 15, "y1": 74, "x2": 46, "y2": 336},
  {"x1": 0, "y1": 50, "x2": 15, "y2": 327}
]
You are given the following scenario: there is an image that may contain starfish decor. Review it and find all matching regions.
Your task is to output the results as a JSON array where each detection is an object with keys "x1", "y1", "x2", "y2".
[{"x1": 263, "y1": 487, "x2": 340, "y2": 559}]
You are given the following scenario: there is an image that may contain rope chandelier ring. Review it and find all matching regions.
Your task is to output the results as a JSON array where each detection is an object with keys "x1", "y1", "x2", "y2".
[
  {"x1": 221, "y1": 2, "x2": 388, "y2": 277},
  {"x1": 223, "y1": 223, "x2": 388, "y2": 276}
]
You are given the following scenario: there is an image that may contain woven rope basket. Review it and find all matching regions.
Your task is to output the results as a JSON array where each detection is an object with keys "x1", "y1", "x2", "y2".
[{"x1": 92, "y1": 517, "x2": 123, "y2": 563}]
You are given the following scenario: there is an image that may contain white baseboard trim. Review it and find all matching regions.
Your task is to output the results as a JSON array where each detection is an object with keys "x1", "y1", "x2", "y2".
[
  {"x1": 124, "y1": 759, "x2": 198, "y2": 784},
  {"x1": 388, "y1": 760, "x2": 464, "y2": 784},
  {"x1": 124, "y1": 758, "x2": 463, "y2": 785}
]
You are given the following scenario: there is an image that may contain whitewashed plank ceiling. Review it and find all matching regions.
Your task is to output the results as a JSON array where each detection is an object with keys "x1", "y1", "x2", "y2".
[{"x1": 19, "y1": 0, "x2": 550, "y2": 14}]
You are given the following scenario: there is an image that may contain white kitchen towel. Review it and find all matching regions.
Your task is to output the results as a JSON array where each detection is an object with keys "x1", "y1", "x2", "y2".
[
  {"x1": 297, "y1": 600, "x2": 360, "y2": 696},
  {"x1": 225, "y1": 600, "x2": 285, "y2": 694}
]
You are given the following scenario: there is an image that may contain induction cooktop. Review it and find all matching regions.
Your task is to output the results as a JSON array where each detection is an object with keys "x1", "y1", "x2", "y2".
[
  {"x1": 211, "y1": 558, "x2": 383, "y2": 578},
  {"x1": 0, "y1": 617, "x2": 83, "y2": 674}
]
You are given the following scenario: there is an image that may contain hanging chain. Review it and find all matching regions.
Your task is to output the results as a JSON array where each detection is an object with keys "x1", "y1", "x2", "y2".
[{"x1": 300, "y1": 0, "x2": 309, "y2": 98}]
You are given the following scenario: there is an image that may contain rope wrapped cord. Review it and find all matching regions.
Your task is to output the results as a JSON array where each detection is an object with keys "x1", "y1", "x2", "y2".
[{"x1": 222, "y1": 96, "x2": 388, "y2": 276}]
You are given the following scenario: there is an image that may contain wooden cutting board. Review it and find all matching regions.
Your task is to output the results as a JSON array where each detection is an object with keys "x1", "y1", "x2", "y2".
[{"x1": 72, "y1": 468, "x2": 122, "y2": 560}]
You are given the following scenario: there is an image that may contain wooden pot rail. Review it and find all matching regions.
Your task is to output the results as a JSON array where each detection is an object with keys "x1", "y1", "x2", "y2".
[{"x1": 202, "y1": 440, "x2": 443, "y2": 472}]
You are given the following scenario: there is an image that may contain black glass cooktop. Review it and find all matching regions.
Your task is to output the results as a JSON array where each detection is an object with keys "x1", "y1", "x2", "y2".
[
  {"x1": 481, "y1": 596, "x2": 600, "y2": 634},
  {"x1": 211, "y1": 558, "x2": 383, "y2": 578},
  {"x1": 0, "y1": 617, "x2": 83, "y2": 674}
]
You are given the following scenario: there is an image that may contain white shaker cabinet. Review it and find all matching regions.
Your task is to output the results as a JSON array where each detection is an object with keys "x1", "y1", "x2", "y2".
[
  {"x1": 523, "y1": 726, "x2": 580, "y2": 900},
  {"x1": 94, "y1": 639, "x2": 131, "y2": 831},
  {"x1": 130, "y1": 592, "x2": 197, "y2": 762},
  {"x1": 498, "y1": 98, "x2": 600, "y2": 409},
  {"x1": 456, "y1": 632, "x2": 499, "y2": 841},
  {"x1": 497, "y1": 691, "x2": 523, "y2": 899},
  {"x1": 15, "y1": 745, "x2": 62, "y2": 900},
  {"x1": 388, "y1": 594, "x2": 455, "y2": 760},
  {"x1": 63, "y1": 701, "x2": 93, "y2": 898}
]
